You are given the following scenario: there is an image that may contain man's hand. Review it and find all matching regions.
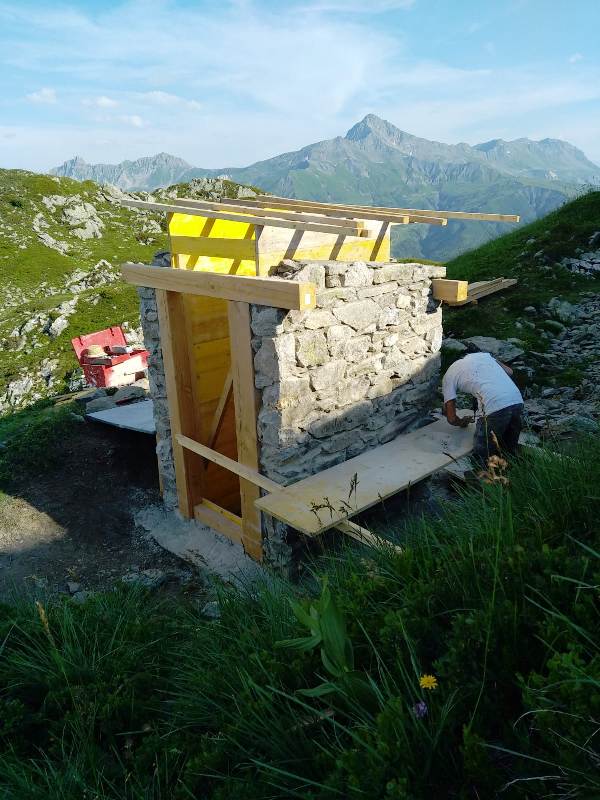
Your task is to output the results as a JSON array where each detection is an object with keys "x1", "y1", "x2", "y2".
[{"x1": 443, "y1": 399, "x2": 473, "y2": 427}]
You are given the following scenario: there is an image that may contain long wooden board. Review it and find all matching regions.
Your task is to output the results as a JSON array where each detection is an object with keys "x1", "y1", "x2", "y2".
[
  {"x1": 121, "y1": 262, "x2": 316, "y2": 310},
  {"x1": 256, "y1": 416, "x2": 474, "y2": 535},
  {"x1": 446, "y1": 278, "x2": 518, "y2": 306},
  {"x1": 247, "y1": 196, "x2": 520, "y2": 224},
  {"x1": 121, "y1": 198, "x2": 368, "y2": 236},
  {"x1": 222, "y1": 197, "x2": 443, "y2": 226}
]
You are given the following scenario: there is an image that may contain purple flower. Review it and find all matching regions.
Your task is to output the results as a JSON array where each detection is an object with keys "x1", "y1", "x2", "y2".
[{"x1": 412, "y1": 701, "x2": 428, "y2": 719}]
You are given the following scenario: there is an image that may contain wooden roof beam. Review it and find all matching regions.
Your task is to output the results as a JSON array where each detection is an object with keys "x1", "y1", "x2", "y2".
[
  {"x1": 120, "y1": 199, "x2": 370, "y2": 237},
  {"x1": 236, "y1": 195, "x2": 518, "y2": 224},
  {"x1": 221, "y1": 196, "x2": 443, "y2": 226},
  {"x1": 171, "y1": 197, "x2": 369, "y2": 230},
  {"x1": 121, "y1": 262, "x2": 317, "y2": 310}
]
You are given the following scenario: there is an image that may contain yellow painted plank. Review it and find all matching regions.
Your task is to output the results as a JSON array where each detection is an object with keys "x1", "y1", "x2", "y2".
[
  {"x1": 256, "y1": 416, "x2": 475, "y2": 536},
  {"x1": 170, "y1": 235, "x2": 256, "y2": 261},
  {"x1": 432, "y1": 279, "x2": 469, "y2": 303}
]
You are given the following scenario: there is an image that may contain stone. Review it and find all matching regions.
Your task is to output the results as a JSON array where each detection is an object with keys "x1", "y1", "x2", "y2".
[
  {"x1": 334, "y1": 376, "x2": 371, "y2": 407},
  {"x1": 524, "y1": 306, "x2": 536, "y2": 314},
  {"x1": 367, "y1": 377, "x2": 394, "y2": 399},
  {"x1": 48, "y1": 316, "x2": 69, "y2": 338},
  {"x1": 66, "y1": 581, "x2": 82, "y2": 594},
  {"x1": 86, "y1": 396, "x2": 117, "y2": 412},
  {"x1": 372, "y1": 264, "x2": 414, "y2": 284},
  {"x1": 328, "y1": 332, "x2": 371, "y2": 362},
  {"x1": 263, "y1": 376, "x2": 311, "y2": 409},
  {"x1": 325, "y1": 262, "x2": 373, "y2": 288},
  {"x1": 442, "y1": 338, "x2": 467, "y2": 353},
  {"x1": 114, "y1": 385, "x2": 147, "y2": 404},
  {"x1": 358, "y1": 282, "x2": 398, "y2": 298},
  {"x1": 332, "y1": 299, "x2": 380, "y2": 331},
  {"x1": 464, "y1": 336, "x2": 524, "y2": 362},
  {"x1": 303, "y1": 309, "x2": 337, "y2": 330},
  {"x1": 315, "y1": 287, "x2": 358, "y2": 307},
  {"x1": 309, "y1": 360, "x2": 346, "y2": 392},
  {"x1": 71, "y1": 590, "x2": 93, "y2": 604},
  {"x1": 296, "y1": 330, "x2": 329, "y2": 367},
  {"x1": 121, "y1": 568, "x2": 166, "y2": 589},
  {"x1": 547, "y1": 297, "x2": 579, "y2": 324},
  {"x1": 254, "y1": 334, "x2": 296, "y2": 387},
  {"x1": 201, "y1": 600, "x2": 221, "y2": 619}
]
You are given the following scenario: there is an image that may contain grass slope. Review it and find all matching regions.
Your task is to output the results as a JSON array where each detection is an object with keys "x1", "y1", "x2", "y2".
[
  {"x1": 0, "y1": 434, "x2": 598, "y2": 798},
  {"x1": 443, "y1": 190, "x2": 600, "y2": 350},
  {"x1": 0, "y1": 170, "x2": 258, "y2": 410}
]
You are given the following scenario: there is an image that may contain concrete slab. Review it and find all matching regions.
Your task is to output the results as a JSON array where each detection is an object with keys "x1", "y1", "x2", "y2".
[{"x1": 87, "y1": 399, "x2": 155, "y2": 434}]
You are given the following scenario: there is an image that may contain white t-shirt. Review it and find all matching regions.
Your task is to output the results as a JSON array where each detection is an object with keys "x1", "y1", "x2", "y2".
[{"x1": 442, "y1": 352, "x2": 523, "y2": 416}]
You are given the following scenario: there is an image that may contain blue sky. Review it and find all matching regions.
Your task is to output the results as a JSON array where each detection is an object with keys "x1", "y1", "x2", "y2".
[{"x1": 1, "y1": 0, "x2": 599, "y2": 171}]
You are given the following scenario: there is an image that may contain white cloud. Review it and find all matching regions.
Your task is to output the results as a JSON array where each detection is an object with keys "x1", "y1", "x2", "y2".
[
  {"x1": 120, "y1": 114, "x2": 144, "y2": 128},
  {"x1": 569, "y1": 52, "x2": 583, "y2": 64},
  {"x1": 139, "y1": 91, "x2": 201, "y2": 110},
  {"x1": 82, "y1": 95, "x2": 119, "y2": 108},
  {"x1": 25, "y1": 87, "x2": 57, "y2": 104},
  {"x1": 300, "y1": 0, "x2": 415, "y2": 11}
]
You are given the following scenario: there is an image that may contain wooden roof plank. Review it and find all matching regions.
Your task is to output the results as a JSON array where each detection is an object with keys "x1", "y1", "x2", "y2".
[
  {"x1": 120, "y1": 198, "x2": 368, "y2": 236},
  {"x1": 121, "y1": 262, "x2": 316, "y2": 310},
  {"x1": 235, "y1": 195, "x2": 519, "y2": 224}
]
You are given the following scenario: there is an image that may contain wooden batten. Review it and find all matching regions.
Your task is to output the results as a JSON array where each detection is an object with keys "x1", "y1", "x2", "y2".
[{"x1": 432, "y1": 279, "x2": 469, "y2": 303}]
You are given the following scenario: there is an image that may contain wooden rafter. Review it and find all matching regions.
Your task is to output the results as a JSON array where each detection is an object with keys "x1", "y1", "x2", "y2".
[
  {"x1": 221, "y1": 197, "x2": 445, "y2": 226},
  {"x1": 227, "y1": 195, "x2": 520, "y2": 224},
  {"x1": 121, "y1": 263, "x2": 317, "y2": 310},
  {"x1": 121, "y1": 198, "x2": 370, "y2": 236},
  {"x1": 171, "y1": 197, "x2": 376, "y2": 229}
]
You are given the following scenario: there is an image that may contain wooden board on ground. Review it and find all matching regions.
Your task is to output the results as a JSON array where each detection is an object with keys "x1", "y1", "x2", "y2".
[
  {"x1": 86, "y1": 399, "x2": 156, "y2": 434},
  {"x1": 446, "y1": 278, "x2": 517, "y2": 306},
  {"x1": 256, "y1": 416, "x2": 474, "y2": 536}
]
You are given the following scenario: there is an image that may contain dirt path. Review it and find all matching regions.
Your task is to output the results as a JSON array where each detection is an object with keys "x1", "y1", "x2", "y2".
[{"x1": 0, "y1": 419, "x2": 203, "y2": 601}]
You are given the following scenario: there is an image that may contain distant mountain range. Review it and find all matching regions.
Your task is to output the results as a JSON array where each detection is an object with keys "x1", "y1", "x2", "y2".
[{"x1": 52, "y1": 115, "x2": 600, "y2": 261}]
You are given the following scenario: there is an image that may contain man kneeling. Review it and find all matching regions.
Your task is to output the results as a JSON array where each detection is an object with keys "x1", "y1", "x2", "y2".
[{"x1": 442, "y1": 351, "x2": 524, "y2": 466}]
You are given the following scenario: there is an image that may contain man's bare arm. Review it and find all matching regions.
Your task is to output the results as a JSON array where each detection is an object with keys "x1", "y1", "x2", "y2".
[
  {"x1": 496, "y1": 359, "x2": 513, "y2": 376},
  {"x1": 443, "y1": 399, "x2": 473, "y2": 428}
]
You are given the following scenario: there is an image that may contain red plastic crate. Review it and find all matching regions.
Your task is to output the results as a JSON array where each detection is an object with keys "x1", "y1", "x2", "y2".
[{"x1": 71, "y1": 326, "x2": 149, "y2": 388}]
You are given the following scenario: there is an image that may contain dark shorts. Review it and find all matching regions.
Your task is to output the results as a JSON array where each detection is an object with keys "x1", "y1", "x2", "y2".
[{"x1": 473, "y1": 403, "x2": 524, "y2": 466}]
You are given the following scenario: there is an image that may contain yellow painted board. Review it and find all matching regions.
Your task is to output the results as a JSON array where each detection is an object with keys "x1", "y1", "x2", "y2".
[
  {"x1": 256, "y1": 416, "x2": 475, "y2": 536},
  {"x1": 432, "y1": 279, "x2": 468, "y2": 303},
  {"x1": 170, "y1": 235, "x2": 256, "y2": 262},
  {"x1": 168, "y1": 212, "x2": 258, "y2": 274}
]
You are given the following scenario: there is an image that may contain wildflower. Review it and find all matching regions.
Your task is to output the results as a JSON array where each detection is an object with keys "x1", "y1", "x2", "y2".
[
  {"x1": 419, "y1": 674, "x2": 438, "y2": 690},
  {"x1": 412, "y1": 700, "x2": 428, "y2": 719},
  {"x1": 35, "y1": 600, "x2": 56, "y2": 647}
]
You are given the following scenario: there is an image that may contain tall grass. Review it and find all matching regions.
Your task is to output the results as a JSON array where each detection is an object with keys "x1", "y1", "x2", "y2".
[{"x1": 0, "y1": 438, "x2": 598, "y2": 798}]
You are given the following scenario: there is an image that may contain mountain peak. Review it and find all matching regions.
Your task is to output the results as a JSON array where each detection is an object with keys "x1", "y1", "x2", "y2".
[{"x1": 345, "y1": 114, "x2": 410, "y2": 143}]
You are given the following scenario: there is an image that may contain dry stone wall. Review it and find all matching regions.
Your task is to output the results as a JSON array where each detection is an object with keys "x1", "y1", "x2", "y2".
[{"x1": 251, "y1": 260, "x2": 445, "y2": 489}]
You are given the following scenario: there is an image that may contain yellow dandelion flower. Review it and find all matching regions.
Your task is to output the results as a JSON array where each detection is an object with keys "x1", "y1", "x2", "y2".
[{"x1": 419, "y1": 674, "x2": 438, "y2": 690}]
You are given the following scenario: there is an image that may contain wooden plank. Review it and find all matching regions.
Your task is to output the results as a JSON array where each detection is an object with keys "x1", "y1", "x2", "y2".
[
  {"x1": 172, "y1": 198, "x2": 368, "y2": 230},
  {"x1": 169, "y1": 235, "x2": 256, "y2": 261},
  {"x1": 121, "y1": 262, "x2": 317, "y2": 310},
  {"x1": 207, "y1": 369, "x2": 233, "y2": 449},
  {"x1": 120, "y1": 198, "x2": 368, "y2": 236},
  {"x1": 447, "y1": 278, "x2": 518, "y2": 306},
  {"x1": 222, "y1": 197, "x2": 440, "y2": 226},
  {"x1": 227, "y1": 301, "x2": 263, "y2": 560},
  {"x1": 177, "y1": 433, "x2": 280, "y2": 494},
  {"x1": 432, "y1": 279, "x2": 468, "y2": 303},
  {"x1": 336, "y1": 520, "x2": 403, "y2": 553},
  {"x1": 194, "y1": 500, "x2": 244, "y2": 545},
  {"x1": 246, "y1": 196, "x2": 519, "y2": 224},
  {"x1": 155, "y1": 290, "x2": 204, "y2": 517},
  {"x1": 256, "y1": 416, "x2": 474, "y2": 536}
]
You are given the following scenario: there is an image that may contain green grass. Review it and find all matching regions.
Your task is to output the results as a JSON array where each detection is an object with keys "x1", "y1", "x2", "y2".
[
  {"x1": 443, "y1": 190, "x2": 600, "y2": 346},
  {"x1": 1, "y1": 437, "x2": 598, "y2": 798}
]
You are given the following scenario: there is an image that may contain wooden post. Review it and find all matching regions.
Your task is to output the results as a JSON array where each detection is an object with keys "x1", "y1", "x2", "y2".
[
  {"x1": 156, "y1": 289, "x2": 204, "y2": 517},
  {"x1": 227, "y1": 300, "x2": 263, "y2": 560}
]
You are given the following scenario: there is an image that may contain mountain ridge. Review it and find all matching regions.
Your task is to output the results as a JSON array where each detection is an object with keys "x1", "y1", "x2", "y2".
[{"x1": 51, "y1": 114, "x2": 600, "y2": 260}]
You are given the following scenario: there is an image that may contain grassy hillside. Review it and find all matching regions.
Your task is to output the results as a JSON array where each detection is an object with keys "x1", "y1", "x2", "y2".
[
  {"x1": 0, "y1": 170, "x2": 258, "y2": 413},
  {"x1": 443, "y1": 190, "x2": 600, "y2": 347},
  {"x1": 0, "y1": 434, "x2": 598, "y2": 798}
]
